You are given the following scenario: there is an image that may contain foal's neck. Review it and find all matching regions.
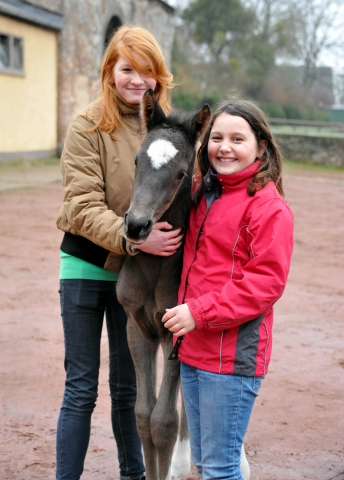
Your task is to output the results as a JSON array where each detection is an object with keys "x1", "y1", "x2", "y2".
[{"x1": 159, "y1": 169, "x2": 193, "y2": 230}]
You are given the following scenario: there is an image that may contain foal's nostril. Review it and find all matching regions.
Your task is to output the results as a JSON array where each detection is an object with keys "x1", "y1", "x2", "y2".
[
  {"x1": 123, "y1": 212, "x2": 129, "y2": 232},
  {"x1": 141, "y1": 220, "x2": 153, "y2": 236},
  {"x1": 125, "y1": 213, "x2": 153, "y2": 241}
]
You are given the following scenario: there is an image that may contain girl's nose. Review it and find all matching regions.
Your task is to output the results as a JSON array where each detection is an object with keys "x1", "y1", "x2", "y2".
[
  {"x1": 219, "y1": 141, "x2": 231, "y2": 153},
  {"x1": 131, "y1": 71, "x2": 144, "y2": 85}
]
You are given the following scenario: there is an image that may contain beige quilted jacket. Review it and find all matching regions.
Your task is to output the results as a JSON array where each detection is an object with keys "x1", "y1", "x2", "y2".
[{"x1": 57, "y1": 102, "x2": 146, "y2": 272}]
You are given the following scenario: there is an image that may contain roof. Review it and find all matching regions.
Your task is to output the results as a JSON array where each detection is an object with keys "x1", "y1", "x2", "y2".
[{"x1": 0, "y1": 0, "x2": 63, "y2": 31}]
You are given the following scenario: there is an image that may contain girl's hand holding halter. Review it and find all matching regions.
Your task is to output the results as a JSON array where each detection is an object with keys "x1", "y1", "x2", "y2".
[
  {"x1": 135, "y1": 221, "x2": 184, "y2": 257},
  {"x1": 162, "y1": 304, "x2": 196, "y2": 336}
]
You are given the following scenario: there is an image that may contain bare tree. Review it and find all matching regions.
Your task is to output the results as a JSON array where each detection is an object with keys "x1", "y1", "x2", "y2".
[
  {"x1": 241, "y1": 0, "x2": 297, "y2": 96},
  {"x1": 287, "y1": 0, "x2": 344, "y2": 86}
]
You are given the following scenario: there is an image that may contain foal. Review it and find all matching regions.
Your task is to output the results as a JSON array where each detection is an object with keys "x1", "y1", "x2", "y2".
[{"x1": 117, "y1": 90, "x2": 210, "y2": 480}]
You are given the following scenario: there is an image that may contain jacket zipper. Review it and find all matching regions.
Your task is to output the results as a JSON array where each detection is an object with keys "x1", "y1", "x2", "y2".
[
  {"x1": 182, "y1": 189, "x2": 225, "y2": 372},
  {"x1": 183, "y1": 176, "x2": 222, "y2": 301},
  {"x1": 182, "y1": 202, "x2": 212, "y2": 303}
]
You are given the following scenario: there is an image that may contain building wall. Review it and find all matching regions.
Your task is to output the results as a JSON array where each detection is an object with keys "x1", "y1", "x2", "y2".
[
  {"x1": 56, "y1": 0, "x2": 131, "y2": 152},
  {"x1": 0, "y1": 16, "x2": 58, "y2": 160},
  {"x1": 55, "y1": 0, "x2": 175, "y2": 151},
  {"x1": 0, "y1": 0, "x2": 175, "y2": 159},
  {"x1": 134, "y1": 0, "x2": 175, "y2": 68}
]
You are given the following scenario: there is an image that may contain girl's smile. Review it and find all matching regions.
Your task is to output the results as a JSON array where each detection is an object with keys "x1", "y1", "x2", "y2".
[{"x1": 208, "y1": 113, "x2": 267, "y2": 175}]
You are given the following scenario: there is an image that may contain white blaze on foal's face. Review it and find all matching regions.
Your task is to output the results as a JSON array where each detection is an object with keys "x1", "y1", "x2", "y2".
[{"x1": 147, "y1": 139, "x2": 179, "y2": 169}]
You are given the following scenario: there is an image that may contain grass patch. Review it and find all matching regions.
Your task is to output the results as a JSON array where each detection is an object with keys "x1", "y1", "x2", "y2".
[
  {"x1": 0, "y1": 156, "x2": 60, "y2": 169},
  {"x1": 283, "y1": 159, "x2": 344, "y2": 173}
]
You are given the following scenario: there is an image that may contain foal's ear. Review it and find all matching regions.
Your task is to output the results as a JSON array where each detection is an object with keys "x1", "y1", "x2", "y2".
[
  {"x1": 188, "y1": 104, "x2": 211, "y2": 142},
  {"x1": 141, "y1": 89, "x2": 166, "y2": 131}
]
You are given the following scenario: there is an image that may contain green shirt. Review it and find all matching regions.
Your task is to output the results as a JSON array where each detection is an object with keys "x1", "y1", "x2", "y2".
[{"x1": 59, "y1": 251, "x2": 119, "y2": 281}]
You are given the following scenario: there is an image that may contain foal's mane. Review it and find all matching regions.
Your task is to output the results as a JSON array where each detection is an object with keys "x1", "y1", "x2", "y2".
[{"x1": 151, "y1": 109, "x2": 198, "y2": 147}]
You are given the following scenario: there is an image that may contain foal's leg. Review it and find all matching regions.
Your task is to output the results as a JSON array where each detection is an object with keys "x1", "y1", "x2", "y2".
[
  {"x1": 127, "y1": 316, "x2": 159, "y2": 480},
  {"x1": 150, "y1": 339, "x2": 181, "y2": 480}
]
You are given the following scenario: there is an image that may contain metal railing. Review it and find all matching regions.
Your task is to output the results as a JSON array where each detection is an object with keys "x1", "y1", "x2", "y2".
[{"x1": 268, "y1": 118, "x2": 344, "y2": 132}]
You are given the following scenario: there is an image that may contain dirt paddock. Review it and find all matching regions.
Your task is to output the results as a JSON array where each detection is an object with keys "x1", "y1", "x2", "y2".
[{"x1": 0, "y1": 162, "x2": 343, "y2": 480}]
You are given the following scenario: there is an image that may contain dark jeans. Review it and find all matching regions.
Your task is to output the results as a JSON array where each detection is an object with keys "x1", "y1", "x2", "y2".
[{"x1": 56, "y1": 279, "x2": 144, "y2": 480}]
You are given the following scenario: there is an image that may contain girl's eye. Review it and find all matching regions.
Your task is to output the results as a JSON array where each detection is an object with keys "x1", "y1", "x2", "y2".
[
  {"x1": 234, "y1": 137, "x2": 243, "y2": 142},
  {"x1": 211, "y1": 136, "x2": 221, "y2": 141}
]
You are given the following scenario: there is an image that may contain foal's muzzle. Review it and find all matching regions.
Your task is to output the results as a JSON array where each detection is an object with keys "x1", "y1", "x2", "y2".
[{"x1": 123, "y1": 211, "x2": 153, "y2": 243}]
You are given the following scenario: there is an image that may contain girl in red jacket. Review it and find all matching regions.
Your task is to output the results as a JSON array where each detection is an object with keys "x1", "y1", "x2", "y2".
[{"x1": 163, "y1": 98, "x2": 294, "y2": 480}]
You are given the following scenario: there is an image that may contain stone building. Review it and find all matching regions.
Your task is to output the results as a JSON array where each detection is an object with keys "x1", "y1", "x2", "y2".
[{"x1": 0, "y1": 0, "x2": 175, "y2": 160}]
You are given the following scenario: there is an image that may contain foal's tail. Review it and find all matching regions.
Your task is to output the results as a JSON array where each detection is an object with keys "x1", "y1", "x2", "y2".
[{"x1": 171, "y1": 392, "x2": 191, "y2": 480}]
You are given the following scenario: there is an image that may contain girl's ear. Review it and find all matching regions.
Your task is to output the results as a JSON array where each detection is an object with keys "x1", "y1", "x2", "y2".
[
  {"x1": 258, "y1": 139, "x2": 268, "y2": 158},
  {"x1": 104, "y1": 66, "x2": 114, "y2": 85}
]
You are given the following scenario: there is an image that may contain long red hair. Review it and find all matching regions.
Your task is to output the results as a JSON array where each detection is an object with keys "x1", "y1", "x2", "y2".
[{"x1": 87, "y1": 26, "x2": 173, "y2": 138}]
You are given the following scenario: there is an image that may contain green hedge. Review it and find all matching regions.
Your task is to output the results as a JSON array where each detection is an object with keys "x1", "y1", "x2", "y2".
[
  {"x1": 259, "y1": 102, "x2": 330, "y2": 121},
  {"x1": 171, "y1": 91, "x2": 330, "y2": 121},
  {"x1": 172, "y1": 91, "x2": 222, "y2": 111}
]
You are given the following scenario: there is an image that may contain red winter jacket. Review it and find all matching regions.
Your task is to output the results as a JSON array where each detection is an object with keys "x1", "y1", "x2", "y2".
[{"x1": 175, "y1": 162, "x2": 294, "y2": 377}]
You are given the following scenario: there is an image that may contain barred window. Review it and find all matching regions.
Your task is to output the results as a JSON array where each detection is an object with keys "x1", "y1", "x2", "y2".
[{"x1": 0, "y1": 32, "x2": 24, "y2": 75}]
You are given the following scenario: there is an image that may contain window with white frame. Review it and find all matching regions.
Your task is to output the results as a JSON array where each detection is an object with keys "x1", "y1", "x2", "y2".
[{"x1": 0, "y1": 32, "x2": 24, "y2": 75}]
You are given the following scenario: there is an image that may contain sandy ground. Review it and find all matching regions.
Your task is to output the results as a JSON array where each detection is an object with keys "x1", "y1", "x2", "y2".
[{"x1": 0, "y1": 161, "x2": 343, "y2": 480}]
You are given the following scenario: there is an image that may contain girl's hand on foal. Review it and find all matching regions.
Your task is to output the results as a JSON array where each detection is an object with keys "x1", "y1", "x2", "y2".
[
  {"x1": 136, "y1": 222, "x2": 183, "y2": 256},
  {"x1": 162, "y1": 304, "x2": 196, "y2": 336}
]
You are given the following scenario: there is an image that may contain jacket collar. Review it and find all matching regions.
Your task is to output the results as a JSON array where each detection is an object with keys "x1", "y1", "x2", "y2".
[
  {"x1": 202, "y1": 160, "x2": 261, "y2": 202},
  {"x1": 215, "y1": 160, "x2": 262, "y2": 190},
  {"x1": 116, "y1": 93, "x2": 141, "y2": 117}
]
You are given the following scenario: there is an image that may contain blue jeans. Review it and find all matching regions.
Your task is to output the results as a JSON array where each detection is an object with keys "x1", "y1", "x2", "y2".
[
  {"x1": 181, "y1": 361, "x2": 263, "y2": 480},
  {"x1": 56, "y1": 279, "x2": 144, "y2": 480}
]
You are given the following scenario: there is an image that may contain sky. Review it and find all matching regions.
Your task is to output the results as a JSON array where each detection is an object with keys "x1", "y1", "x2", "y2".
[{"x1": 164, "y1": 0, "x2": 189, "y2": 8}]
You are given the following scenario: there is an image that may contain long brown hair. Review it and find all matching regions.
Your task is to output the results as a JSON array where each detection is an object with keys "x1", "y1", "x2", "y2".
[
  {"x1": 87, "y1": 26, "x2": 173, "y2": 138},
  {"x1": 194, "y1": 96, "x2": 284, "y2": 203}
]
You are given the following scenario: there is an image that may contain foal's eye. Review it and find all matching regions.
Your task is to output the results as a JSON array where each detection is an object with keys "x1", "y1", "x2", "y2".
[
  {"x1": 176, "y1": 171, "x2": 186, "y2": 181},
  {"x1": 134, "y1": 156, "x2": 138, "y2": 167}
]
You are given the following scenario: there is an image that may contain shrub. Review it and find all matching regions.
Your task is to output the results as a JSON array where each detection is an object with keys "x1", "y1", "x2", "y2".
[
  {"x1": 259, "y1": 102, "x2": 285, "y2": 118},
  {"x1": 172, "y1": 91, "x2": 224, "y2": 112},
  {"x1": 171, "y1": 92, "x2": 201, "y2": 112}
]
